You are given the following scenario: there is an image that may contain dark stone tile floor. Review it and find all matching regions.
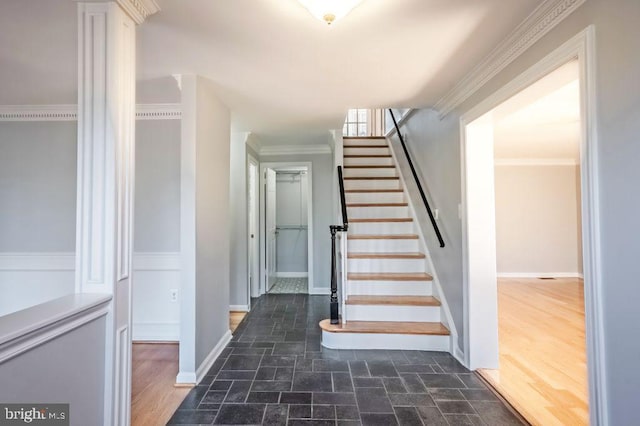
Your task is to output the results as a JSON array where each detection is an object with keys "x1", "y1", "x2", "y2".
[{"x1": 167, "y1": 294, "x2": 523, "y2": 425}]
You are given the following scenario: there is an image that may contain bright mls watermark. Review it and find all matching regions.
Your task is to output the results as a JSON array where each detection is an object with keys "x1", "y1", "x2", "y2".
[{"x1": 0, "y1": 405, "x2": 68, "y2": 426}]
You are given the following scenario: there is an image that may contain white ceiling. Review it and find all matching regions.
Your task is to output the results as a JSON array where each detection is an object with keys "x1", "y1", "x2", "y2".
[
  {"x1": 0, "y1": 0, "x2": 543, "y2": 133},
  {"x1": 493, "y1": 60, "x2": 581, "y2": 161}
]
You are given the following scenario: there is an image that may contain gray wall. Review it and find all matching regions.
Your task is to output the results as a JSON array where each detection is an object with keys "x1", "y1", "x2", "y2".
[
  {"x1": 262, "y1": 153, "x2": 333, "y2": 290},
  {"x1": 396, "y1": 0, "x2": 640, "y2": 421},
  {"x1": 0, "y1": 122, "x2": 77, "y2": 252},
  {"x1": 0, "y1": 317, "x2": 105, "y2": 426},
  {"x1": 276, "y1": 172, "x2": 309, "y2": 274},
  {"x1": 134, "y1": 120, "x2": 181, "y2": 252},
  {"x1": 180, "y1": 75, "x2": 231, "y2": 368}
]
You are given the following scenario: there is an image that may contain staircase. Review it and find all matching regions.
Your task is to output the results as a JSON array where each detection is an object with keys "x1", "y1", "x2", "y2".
[{"x1": 320, "y1": 136, "x2": 451, "y2": 351}]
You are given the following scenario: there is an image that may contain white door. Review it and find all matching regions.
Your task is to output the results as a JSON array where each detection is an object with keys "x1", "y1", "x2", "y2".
[
  {"x1": 248, "y1": 161, "x2": 260, "y2": 298},
  {"x1": 265, "y1": 168, "x2": 278, "y2": 291}
]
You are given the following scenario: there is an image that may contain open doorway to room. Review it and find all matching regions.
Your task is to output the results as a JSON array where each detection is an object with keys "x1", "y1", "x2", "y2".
[
  {"x1": 482, "y1": 60, "x2": 587, "y2": 425},
  {"x1": 461, "y1": 46, "x2": 598, "y2": 426},
  {"x1": 260, "y1": 162, "x2": 313, "y2": 295}
]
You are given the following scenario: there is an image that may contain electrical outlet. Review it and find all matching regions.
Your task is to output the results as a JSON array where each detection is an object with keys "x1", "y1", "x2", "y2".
[{"x1": 170, "y1": 289, "x2": 178, "y2": 302}]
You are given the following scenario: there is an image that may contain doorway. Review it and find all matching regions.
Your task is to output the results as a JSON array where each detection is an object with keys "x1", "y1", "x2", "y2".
[
  {"x1": 260, "y1": 162, "x2": 314, "y2": 295},
  {"x1": 247, "y1": 155, "x2": 260, "y2": 299},
  {"x1": 460, "y1": 28, "x2": 603, "y2": 425}
]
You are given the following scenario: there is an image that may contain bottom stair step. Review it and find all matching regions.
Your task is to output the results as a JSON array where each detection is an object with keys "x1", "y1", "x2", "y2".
[
  {"x1": 319, "y1": 319, "x2": 449, "y2": 335},
  {"x1": 319, "y1": 320, "x2": 450, "y2": 351}
]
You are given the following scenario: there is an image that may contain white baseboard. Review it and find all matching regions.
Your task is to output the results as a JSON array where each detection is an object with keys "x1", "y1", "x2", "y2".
[
  {"x1": 275, "y1": 272, "x2": 308, "y2": 278},
  {"x1": 176, "y1": 372, "x2": 196, "y2": 385},
  {"x1": 132, "y1": 322, "x2": 179, "y2": 341},
  {"x1": 498, "y1": 272, "x2": 584, "y2": 279},
  {"x1": 453, "y1": 345, "x2": 466, "y2": 368},
  {"x1": 195, "y1": 330, "x2": 233, "y2": 384},
  {"x1": 309, "y1": 287, "x2": 330, "y2": 295},
  {"x1": 230, "y1": 305, "x2": 249, "y2": 312}
]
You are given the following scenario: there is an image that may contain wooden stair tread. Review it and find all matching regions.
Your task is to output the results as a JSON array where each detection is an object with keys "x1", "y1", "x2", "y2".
[
  {"x1": 344, "y1": 155, "x2": 392, "y2": 158},
  {"x1": 348, "y1": 234, "x2": 419, "y2": 240},
  {"x1": 344, "y1": 165, "x2": 396, "y2": 169},
  {"x1": 345, "y1": 176, "x2": 399, "y2": 180},
  {"x1": 319, "y1": 319, "x2": 449, "y2": 336},
  {"x1": 344, "y1": 145, "x2": 389, "y2": 149},
  {"x1": 347, "y1": 295, "x2": 440, "y2": 306},
  {"x1": 350, "y1": 218, "x2": 412, "y2": 223},
  {"x1": 345, "y1": 189, "x2": 403, "y2": 193},
  {"x1": 348, "y1": 252, "x2": 426, "y2": 259},
  {"x1": 347, "y1": 203, "x2": 406, "y2": 208},
  {"x1": 344, "y1": 136, "x2": 386, "y2": 139},
  {"x1": 348, "y1": 272, "x2": 433, "y2": 281}
]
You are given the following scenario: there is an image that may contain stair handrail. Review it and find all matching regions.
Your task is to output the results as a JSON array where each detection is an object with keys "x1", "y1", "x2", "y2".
[
  {"x1": 329, "y1": 165, "x2": 348, "y2": 324},
  {"x1": 388, "y1": 109, "x2": 445, "y2": 248}
]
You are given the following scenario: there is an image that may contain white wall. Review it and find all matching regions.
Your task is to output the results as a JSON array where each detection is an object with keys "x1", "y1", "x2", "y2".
[
  {"x1": 276, "y1": 171, "x2": 309, "y2": 274},
  {"x1": 494, "y1": 165, "x2": 582, "y2": 276},
  {"x1": 180, "y1": 75, "x2": 231, "y2": 382},
  {"x1": 132, "y1": 119, "x2": 181, "y2": 340},
  {"x1": 396, "y1": 0, "x2": 640, "y2": 421}
]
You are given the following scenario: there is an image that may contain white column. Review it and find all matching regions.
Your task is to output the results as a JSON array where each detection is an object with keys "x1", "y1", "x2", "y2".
[{"x1": 75, "y1": 1, "x2": 157, "y2": 424}]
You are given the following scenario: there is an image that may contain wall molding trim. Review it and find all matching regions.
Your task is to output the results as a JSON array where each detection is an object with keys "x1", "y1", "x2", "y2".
[
  {"x1": 434, "y1": 0, "x2": 587, "y2": 117},
  {"x1": 498, "y1": 272, "x2": 584, "y2": 279},
  {"x1": 0, "y1": 104, "x2": 181, "y2": 122},
  {"x1": 494, "y1": 158, "x2": 578, "y2": 166},
  {"x1": 115, "y1": 0, "x2": 160, "y2": 25},
  {"x1": 0, "y1": 252, "x2": 180, "y2": 271},
  {"x1": 275, "y1": 272, "x2": 308, "y2": 278},
  {"x1": 195, "y1": 330, "x2": 233, "y2": 384},
  {"x1": 229, "y1": 305, "x2": 249, "y2": 312},
  {"x1": 132, "y1": 322, "x2": 179, "y2": 341},
  {"x1": 0, "y1": 294, "x2": 111, "y2": 363},
  {"x1": 260, "y1": 144, "x2": 331, "y2": 156}
]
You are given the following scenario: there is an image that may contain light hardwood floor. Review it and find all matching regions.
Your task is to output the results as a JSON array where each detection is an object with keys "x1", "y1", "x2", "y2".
[
  {"x1": 131, "y1": 311, "x2": 247, "y2": 425},
  {"x1": 479, "y1": 278, "x2": 588, "y2": 426}
]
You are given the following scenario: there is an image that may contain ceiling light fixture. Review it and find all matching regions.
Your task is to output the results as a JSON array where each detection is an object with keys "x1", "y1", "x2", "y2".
[{"x1": 297, "y1": 0, "x2": 364, "y2": 25}]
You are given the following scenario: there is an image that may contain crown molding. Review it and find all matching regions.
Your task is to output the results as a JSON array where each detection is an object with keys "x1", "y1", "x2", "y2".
[
  {"x1": 245, "y1": 133, "x2": 261, "y2": 155},
  {"x1": 494, "y1": 158, "x2": 578, "y2": 166},
  {"x1": 0, "y1": 104, "x2": 181, "y2": 122},
  {"x1": 434, "y1": 0, "x2": 587, "y2": 118},
  {"x1": 116, "y1": 0, "x2": 160, "y2": 24},
  {"x1": 135, "y1": 103, "x2": 182, "y2": 120},
  {"x1": 260, "y1": 144, "x2": 332, "y2": 156}
]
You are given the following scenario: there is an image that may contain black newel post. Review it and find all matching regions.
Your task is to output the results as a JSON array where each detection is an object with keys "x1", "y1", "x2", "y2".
[{"x1": 330, "y1": 225, "x2": 340, "y2": 324}]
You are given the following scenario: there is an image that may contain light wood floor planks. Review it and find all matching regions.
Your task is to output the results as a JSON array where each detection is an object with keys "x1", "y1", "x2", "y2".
[
  {"x1": 131, "y1": 311, "x2": 248, "y2": 425},
  {"x1": 479, "y1": 278, "x2": 588, "y2": 426},
  {"x1": 131, "y1": 343, "x2": 190, "y2": 426}
]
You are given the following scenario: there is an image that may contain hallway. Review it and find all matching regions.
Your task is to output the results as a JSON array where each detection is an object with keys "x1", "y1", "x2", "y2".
[{"x1": 167, "y1": 294, "x2": 523, "y2": 425}]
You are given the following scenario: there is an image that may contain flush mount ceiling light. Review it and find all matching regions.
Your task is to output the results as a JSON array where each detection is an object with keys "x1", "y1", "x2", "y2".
[{"x1": 297, "y1": 0, "x2": 364, "y2": 25}]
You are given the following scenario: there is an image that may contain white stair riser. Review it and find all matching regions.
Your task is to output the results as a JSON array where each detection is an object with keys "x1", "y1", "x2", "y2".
[
  {"x1": 344, "y1": 157, "x2": 394, "y2": 166},
  {"x1": 343, "y1": 139, "x2": 388, "y2": 147},
  {"x1": 322, "y1": 331, "x2": 449, "y2": 351},
  {"x1": 343, "y1": 168, "x2": 397, "y2": 178},
  {"x1": 348, "y1": 258, "x2": 426, "y2": 273},
  {"x1": 346, "y1": 192, "x2": 405, "y2": 204},
  {"x1": 344, "y1": 180, "x2": 401, "y2": 190},
  {"x1": 348, "y1": 280, "x2": 432, "y2": 296},
  {"x1": 344, "y1": 147, "x2": 390, "y2": 156},
  {"x1": 348, "y1": 239, "x2": 420, "y2": 252},
  {"x1": 346, "y1": 305, "x2": 441, "y2": 322},
  {"x1": 349, "y1": 221, "x2": 414, "y2": 234},
  {"x1": 348, "y1": 206, "x2": 409, "y2": 219}
]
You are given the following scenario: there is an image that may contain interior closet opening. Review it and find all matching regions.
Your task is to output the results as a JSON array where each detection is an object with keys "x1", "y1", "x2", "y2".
[{"x1": 260, "y1": 162, "x2": 314, "y2": 295}]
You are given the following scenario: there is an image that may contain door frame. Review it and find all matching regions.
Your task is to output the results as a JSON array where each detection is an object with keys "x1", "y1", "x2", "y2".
[
  {"x1": 259, "y1": 162, "x2": 314, "y2": 295},
  {"x1": 246, "y1": 154, "x2": 260, "y2": 303},
  {"x1": 459, "y1": 26, "x2": 606, "y2": 424}
]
